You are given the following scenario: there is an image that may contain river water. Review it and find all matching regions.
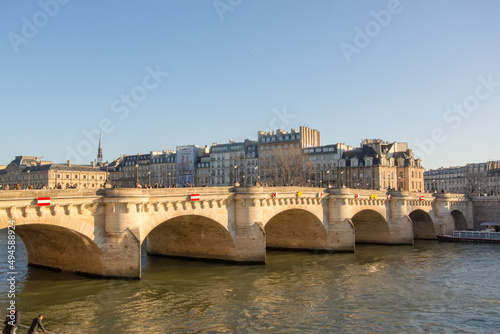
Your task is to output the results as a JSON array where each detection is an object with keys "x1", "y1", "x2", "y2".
[{"x1": 1, "y1": 229, "x2": 500, "y2": 334}]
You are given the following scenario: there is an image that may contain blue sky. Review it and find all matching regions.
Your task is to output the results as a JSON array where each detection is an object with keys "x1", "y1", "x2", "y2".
[{"x1": 1, "y1": 0, "x2": 499, "y2": 170}]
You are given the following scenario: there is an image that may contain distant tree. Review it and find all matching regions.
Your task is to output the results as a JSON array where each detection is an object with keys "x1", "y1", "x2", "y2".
[
  {"x1": 260, "y1": 146, "x2": 307, "y2": 186},
  {"x1": 465, "y1": 171, "x2": 483, "y2": 194}
]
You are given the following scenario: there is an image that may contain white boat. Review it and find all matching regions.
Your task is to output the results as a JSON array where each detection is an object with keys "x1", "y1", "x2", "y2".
[{"x1": 437, "y1": 222, "x2": 500, "y2": 243}]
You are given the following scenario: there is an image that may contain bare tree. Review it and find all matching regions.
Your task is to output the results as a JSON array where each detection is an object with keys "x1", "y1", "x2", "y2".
[
  {"x1": 260, "y1": 146, "x2": 307, "y2": 186},
  {"x1": 465, "y1": 171, "x2": 483, "y2": 195}
]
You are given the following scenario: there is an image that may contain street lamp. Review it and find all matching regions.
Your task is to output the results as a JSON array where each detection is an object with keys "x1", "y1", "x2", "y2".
[
  {"x1": 135, "y1": 164, "x2": 139, "y2": 188},
  {"x1": 148, "y1": 170, "x2": 151, "y2": 188},
  {"x1": 340, "y1": 171, "x2": 344, "y2": 187},
  {"x1": 168, "y1": 172, "x2": 171, "y2": 188},
  {"x1": 327, "y1": 170, "x2": 331, "y2": 188},
  {"x1": 254, "y1": 165, "x2": 259, "y2": 186},
  {"x1": 27, "y1": 169, "x2": 30, "y2": 189},
  {"x1": 234, "y1": 165, "x2": 239, "y2": 186},
  {"x1": 242, "y1": 174, "x2": 246, "y2": 187}
]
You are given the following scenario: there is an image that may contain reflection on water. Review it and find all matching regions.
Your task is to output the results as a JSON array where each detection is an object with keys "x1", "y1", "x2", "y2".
[{"x1": 1, "y1": 230, "x2": 500, "y2": 333}]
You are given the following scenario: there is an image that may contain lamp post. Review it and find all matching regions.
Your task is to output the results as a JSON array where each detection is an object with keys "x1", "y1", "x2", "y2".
[
  {"x1": 340, "y1": 171, "x2": 344, "y2": 187},
  {"x1": 168, "y1": 172, "x2": 171, "y2": 188},
  {"x1": 242, "y1": 174, "x2": 246, "y2": 187},
  {"x1": 135, "y1": 164, "x2": 139, "y2": 188},
  {"x1": 254, "y1": 165, "x2": 259, "y2": 186},
  {"x1": 327, "y1": 170, "x2": 331, "y2": 188},
  {"x1": 27, "y1": 169, "x2": 30, "y2": 189},
  {"x1": 234, "y1": 165, "x2": 239, "y2": 186},
  {"x1": 148, "y1": 170, "x2": 151, "y2": 188}
]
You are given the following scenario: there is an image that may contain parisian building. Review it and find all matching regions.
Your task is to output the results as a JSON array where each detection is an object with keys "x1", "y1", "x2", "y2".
[
  {"x1": 196, "y1": 153, "x2": 210, "y2": 187},
  {"x1": 424, "y1": 161, "x2": 500, "y2": 195},
  {"x1": 257, "y1": 126, "x2": 320, "y2": 186},
  {"x1": 110, "y1": 146, "x2": 209, "y2": 188},
  {"x1": 338, "y1": 139, "x2": 424, "y2": 192},
  {"x1": 0, "y1": 156, "x2": 108, "y2": 190},
  {"x1": 210, "y1": 140, "x2": 258, "y2": 187}
]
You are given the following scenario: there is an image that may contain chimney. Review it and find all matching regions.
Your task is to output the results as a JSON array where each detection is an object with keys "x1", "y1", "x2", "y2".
[{"x1": 67, "y1": 160, "x2": 71, "y2": 167}]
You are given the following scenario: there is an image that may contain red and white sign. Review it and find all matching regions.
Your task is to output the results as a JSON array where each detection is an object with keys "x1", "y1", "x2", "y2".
[
  {"x1": 273, "y1": 192, "x2": 278, "y2": 198},
  {"x1": 355, "y1": 194, "x2": 360, "y2": 198},
  {"x1": 37, "y1": 197, "x2": 50, "y2": 206},
  {"x1": 387, "y1": 194, "x2": 392, "y2": 200},
  {"x1": 190, "y1": 194, "x2": 200, "y2": 201},
  {"x1": 420, "y1": 196, "x2": 425, "y2": 201},
  {"x1": 318, "y1": 192, "x2": 323, "y2": 198}
]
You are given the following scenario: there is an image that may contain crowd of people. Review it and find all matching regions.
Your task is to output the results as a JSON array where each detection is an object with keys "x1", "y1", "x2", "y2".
[{"x1": 0, "y1": 183, "x2": 78, "y2": 190}]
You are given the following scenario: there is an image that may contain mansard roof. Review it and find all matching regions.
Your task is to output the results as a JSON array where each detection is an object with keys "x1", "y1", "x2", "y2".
[
  {"x1": 342, "y1": 146, "x2": 381, "y2": 166},
  {"x1": 9, "y1": 156, "x2": 42, "y2": 167}
]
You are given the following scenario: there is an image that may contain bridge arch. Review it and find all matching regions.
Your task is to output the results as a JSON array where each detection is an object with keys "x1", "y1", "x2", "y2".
[
  {"x1": 451, "y1": 210, "x2": 468, "y2": 230},
  {"x1": 145, "y1": 214, "x2": 237, "y2": 261},
  {"x1": 410, "y1": 209, "x2": 436, "y2": 239},
  {"x1": 13, "y1": 224, "x2": 105, "y2": 275},
  {"x1": 264, "y1": 208, "x2": 328, "y2": 251},
  {"x1": 351, "y1": 209, "x2": 391, "y2": 244}
]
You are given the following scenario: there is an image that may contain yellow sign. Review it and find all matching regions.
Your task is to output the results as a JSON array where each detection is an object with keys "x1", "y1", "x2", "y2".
[
  {"x1": 297, "y1": 191, "x2": 302, "y2": 197},
  {"x1": 370, "y1": 194, "x2": 378, "y2": 200}
]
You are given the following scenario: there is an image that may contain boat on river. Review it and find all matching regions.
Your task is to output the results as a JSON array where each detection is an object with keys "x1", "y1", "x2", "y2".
[{"x1": 437, "y1": 222, "x2": 500, "y2": 243}]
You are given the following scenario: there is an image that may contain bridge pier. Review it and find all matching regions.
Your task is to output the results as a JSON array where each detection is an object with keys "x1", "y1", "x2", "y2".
[
  {"x1": 233, "y1": 187, "x2": 266, "y2": 263},
  {"x1": 388, "y1": 191, "x2": 414, "y2": 245},
  {"x1": 327, "y1": 188, "x2": 355, "y2": 252},
  {"x1": 103, "y1": 195, "x2": 142, "y2": 279},
  {"x1": 432, "y1": 193, "x2": 458, "y2": 235}
]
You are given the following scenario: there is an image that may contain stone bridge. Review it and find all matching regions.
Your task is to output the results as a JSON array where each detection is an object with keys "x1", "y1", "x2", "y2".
[{"x1": 0, "y1": 187, "x2": 471, "y2": 279}]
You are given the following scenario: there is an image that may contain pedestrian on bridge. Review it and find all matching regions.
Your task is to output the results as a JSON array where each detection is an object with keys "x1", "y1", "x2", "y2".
[
  {"x1": 27, "y1": 314, "x2": 46, "y2": 334},
  {"x1": 2, "y1": 310, "x2": 20, "y2": 334}
]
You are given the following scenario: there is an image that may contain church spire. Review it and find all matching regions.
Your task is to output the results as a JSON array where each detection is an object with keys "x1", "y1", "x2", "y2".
[{"x1": 97, "y1": 130, "x2": 103, "y2": 165}]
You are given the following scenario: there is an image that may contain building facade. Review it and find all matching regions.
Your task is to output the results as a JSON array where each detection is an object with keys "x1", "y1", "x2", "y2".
[
  {"x1": 424, "y1": 161, "x2": 500, "y2": 195},
  {"x1": 210, "y1": 140, "x2": 258, "y2": 187},
  {"x1": 258, "y1": 126, "x2": 320, "y2": 186},
  {"x1": 0, "y1": 156, "x2": 108, "y2": 190}
]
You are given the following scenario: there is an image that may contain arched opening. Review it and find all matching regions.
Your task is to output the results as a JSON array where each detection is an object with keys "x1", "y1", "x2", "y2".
[
  {"x1": 264, "y1": 209, "x2": 328, "y2": 251},
  {"x1": 146, "y1": 215, "x2": 236, "y2": 261},
  {"x1": 451, "y1": 210, "x2": 468, "y2": 230},
  {"x1": 351, "y1": 210, "x2": 391, "y2": 244},
  {"x1": 14, "y1": 224, "x2": 104, "y2": 275},
  {"x1": 410, "y1": 210, "x2": 436, "y2": 239}
]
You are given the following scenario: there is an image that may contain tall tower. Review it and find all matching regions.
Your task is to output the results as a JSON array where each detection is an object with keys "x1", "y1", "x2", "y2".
[{"x1": 97, "y1": 131, "x2": 103, "y2": 165}]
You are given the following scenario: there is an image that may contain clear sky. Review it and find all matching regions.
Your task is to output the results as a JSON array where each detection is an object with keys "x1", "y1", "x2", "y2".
[{"x1": 1, "y1": 0, "x2": 499, "y2": 170}]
